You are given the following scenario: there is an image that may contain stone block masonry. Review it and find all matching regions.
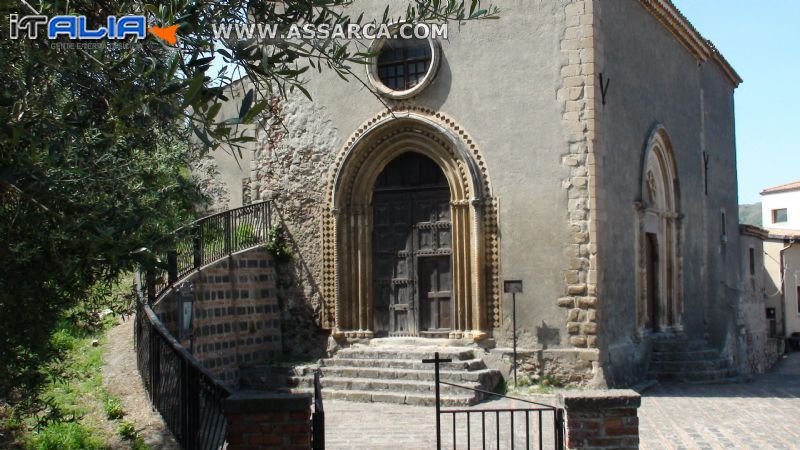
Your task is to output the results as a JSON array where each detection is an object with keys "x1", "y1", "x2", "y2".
[
  {"x1": 561, "y1": 389, "x2": 640, "y2": 449},
  {"x1": 557, "y1": 0, "x2": 600, "y2": 354}
]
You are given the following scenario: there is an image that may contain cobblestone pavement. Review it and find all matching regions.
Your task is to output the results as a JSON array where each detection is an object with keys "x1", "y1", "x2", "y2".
[
  {"x1": 639, "y1": 352, "x2": 800, "y2": 450},
  {"x1": 325, "y1": 353, "x2": 800, "y2": 449},
  {"x1": 325, "y1": 395, "x2": 560, "y2": 450}
]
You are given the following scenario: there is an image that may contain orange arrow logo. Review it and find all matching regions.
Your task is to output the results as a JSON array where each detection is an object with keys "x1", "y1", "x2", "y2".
[{"x1": 149, "y1": 24, "x2": 179, "y2": 45}]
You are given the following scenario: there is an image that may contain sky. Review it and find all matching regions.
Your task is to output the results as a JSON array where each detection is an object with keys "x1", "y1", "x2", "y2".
[{"x1": 671, "y1": 0, "x2": 799, "y2": 204}]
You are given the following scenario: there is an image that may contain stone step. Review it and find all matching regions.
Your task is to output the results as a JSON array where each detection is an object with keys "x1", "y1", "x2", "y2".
[
  {"x1": 305, "y1": 366, "x2": 500, "y2": 386},
  {"x1": 322, "y1": 357, "x2": 486, "y2": 371},
  {"x1": 651, "y1": 340, "x2": 711, "y2": 353},
  {"x1": 315, "y1": 366, "x2": 499, "y2": 384},
  {"x1": 291, "y1": 375, "x2": 484, "y2": 395},
  {"x1": 650, "y1": 349, "x2": 719, "y2": 362},
  {"x1": 291, "y1": 387, "x2": 481, "y2": 407},
  {"x1": 367, "y1": 337, "x2": 481, "y2": 348},
  {"x1": 334, "y1": 346, "x2": 476, "y2": 361},
  {"x1": 648, "y1": 359, "x2": 730, "y2": 372},
  {"x1": 648, "y1": 367, "x2": 738, "y2": 383}
]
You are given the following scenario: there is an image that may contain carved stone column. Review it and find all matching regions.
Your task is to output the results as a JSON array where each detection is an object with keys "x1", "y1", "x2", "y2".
[{"x1": 470, "y1": 198, "x2": 487, "y2": 338}]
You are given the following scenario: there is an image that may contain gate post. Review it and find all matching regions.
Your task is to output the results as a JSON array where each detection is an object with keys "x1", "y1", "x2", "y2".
[
  {"x1": 422, "y1": 352, "x2": 452, "y2": 450},
  {"x1": 560, "y1": 390, "x2": 640, "y2": 449},
  {"x1": 224, "y1": 392, "x2": 312, "y2": 450}
]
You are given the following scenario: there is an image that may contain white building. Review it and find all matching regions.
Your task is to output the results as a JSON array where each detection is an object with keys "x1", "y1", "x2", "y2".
[
  {"x1": 760, "y1": 180, "x2": 800, "y2": 338},
  {"x1": 762, "y1": 181, "x2": 800, "y2": 231}
]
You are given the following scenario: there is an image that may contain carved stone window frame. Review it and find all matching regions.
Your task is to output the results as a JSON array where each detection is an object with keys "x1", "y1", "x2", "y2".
[{"x1": 365, "y1": 25, "x2": 441, "y2": 99}]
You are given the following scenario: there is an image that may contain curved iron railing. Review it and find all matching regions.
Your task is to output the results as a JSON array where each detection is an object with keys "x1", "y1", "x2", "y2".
[
  {"x1": 144, "y1": 200, "x2": 273, "y2": 302},
  {"x1": 135, "y1": 201, "x2": 274, "y2": 449}
]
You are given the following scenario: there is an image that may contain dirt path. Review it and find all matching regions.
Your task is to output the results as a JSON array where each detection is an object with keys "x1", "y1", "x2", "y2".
[{"x1": 103, "y1": 318, "x2": 179, "y2": 449}]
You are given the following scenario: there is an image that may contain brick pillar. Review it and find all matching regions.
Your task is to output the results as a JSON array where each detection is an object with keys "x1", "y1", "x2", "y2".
[
  {"x1": 560, "y1": 389, "x2": 640, "y2": 449},
  {"x1": 224, "y1": 391, "x2": 312, "y2": 449}
]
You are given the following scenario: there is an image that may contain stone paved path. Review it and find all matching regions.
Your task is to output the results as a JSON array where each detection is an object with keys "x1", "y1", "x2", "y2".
[
  {"x1": 325, "y1": 395, "x2": 560, "y2": 450},
  {"x1": 639, "y1": 352, "x2": 800, "y2": 450},
  {"x1": 325, "y1": 353, "x2": 800, "y2": 449}
]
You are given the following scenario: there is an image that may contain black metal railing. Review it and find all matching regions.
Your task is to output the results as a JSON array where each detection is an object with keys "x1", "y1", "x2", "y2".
[
  {"x1": 135, "y1": 201, "x2": 275, "y2": 449},
  {"x1": 145, "y1": 201, "x2": 273, "y2": 302},
  {"x1": 424, "y1": 353, "x2": 565, "y2": 450},
  {"x1": 135, "y1": 297, "x2": 231, "y2": 449},
  {"x1": 312, "y1": 371, "x2": 325, "y2": 450}
]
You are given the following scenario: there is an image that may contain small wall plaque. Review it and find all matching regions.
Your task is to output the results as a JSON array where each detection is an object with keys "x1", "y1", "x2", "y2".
[{"x1": 504, "y1": 280, "x2": 523, "y2": 294}]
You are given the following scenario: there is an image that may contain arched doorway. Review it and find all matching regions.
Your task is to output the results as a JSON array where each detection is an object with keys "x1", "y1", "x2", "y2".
[
  {"x1": 322, "y1": 111, "x2": 498, "y2": 340},
  {"x1": 372, "y1": 152, "x2": 453, "y2": 337},
  {"x1": 636, "y1": 126, "x2": 683, "y2": 333}
]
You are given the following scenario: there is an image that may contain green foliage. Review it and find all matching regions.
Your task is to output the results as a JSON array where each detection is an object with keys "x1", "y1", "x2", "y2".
[
  {"x1": 26, "y1": 421, "x2": 105, "y2": 450},
  {"x1": 540, "y1": 375, "x2": 565, "y2": 388},
  {"x1": 508, "y1": 373, "x2": 567, "y2": 395},
  {"x1": 7, "y1": 316, "x2": 119, "y2": 448},
  {"x1": 266, "y1": 225, "x2": 293, "y2": 264},
  {"x1": 117, "y1": 421, "x2": 137, "y2": 440},
  {"x1": 103, "y1": 398, "x2": 124, "y2": 421}
]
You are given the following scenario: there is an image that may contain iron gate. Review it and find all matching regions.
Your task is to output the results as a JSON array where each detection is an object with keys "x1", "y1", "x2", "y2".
[{"x1": 424, "y1": 353, "x2": 565, "y2": 450}]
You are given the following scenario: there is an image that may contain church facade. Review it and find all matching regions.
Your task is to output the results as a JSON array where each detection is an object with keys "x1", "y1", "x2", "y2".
[{"x1": 201, "y1": 0, "x2": 746, "y2": 387}]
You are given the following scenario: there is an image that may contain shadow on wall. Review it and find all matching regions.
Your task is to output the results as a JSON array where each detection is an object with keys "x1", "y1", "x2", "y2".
[
  {"x1": 272, "y1": 210, "x2": 328, "y2": 359},
  {"x1": 537, "y1": 321, "x2": 562, "y2": 347}
]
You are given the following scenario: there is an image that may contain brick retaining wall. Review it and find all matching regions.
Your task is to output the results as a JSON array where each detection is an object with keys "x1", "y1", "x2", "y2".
[
  {"x1": 153, "y1": 246, "x2": 281, "y2": 387},
  {"x1": 224, "y1": 391, "x2": 312, "y2": 450},
  {"x1": 561, "y1": 389, "x2": 640, "y2": 449}
]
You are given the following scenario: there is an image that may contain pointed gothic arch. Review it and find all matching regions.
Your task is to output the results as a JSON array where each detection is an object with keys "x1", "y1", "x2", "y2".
[
  {"x1": 635, "y1": 125, "x2": 683, "y2": 333},
  {"x1": 320, "y1": 109, "x2": 499, "y2": 340}
]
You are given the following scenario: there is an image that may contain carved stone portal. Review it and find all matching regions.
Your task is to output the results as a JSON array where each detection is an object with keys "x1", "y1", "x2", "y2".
[
  {"x1": 635, "y1": 126, "x2": 683, "y2": 333},
  {"x1": 322, "y1": 110, "x2": 498, "y2": 340}
]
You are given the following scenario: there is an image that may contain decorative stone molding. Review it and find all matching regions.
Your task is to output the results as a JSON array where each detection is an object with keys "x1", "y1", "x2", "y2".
[
  {"x1": 365, "y1": 25, "x2": 442, "y2": 99},
  {"x1": 322, "y1": 107, "x2": 500, "y2": 337},
  {"x1": 634, "y1": 125, "x2": 683, "y2": 333}
]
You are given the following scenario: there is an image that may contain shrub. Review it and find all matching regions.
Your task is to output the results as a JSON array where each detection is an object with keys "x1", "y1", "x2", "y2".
[
  {"x1": 117, "y1": 421, "x2": 137, "y2": 440},
  {"x1": 27, "y1": 422, "x2": 104, "y2": 450},
  {"x1": 103, "y1": 397, "x2": 124, "y2": 420}
]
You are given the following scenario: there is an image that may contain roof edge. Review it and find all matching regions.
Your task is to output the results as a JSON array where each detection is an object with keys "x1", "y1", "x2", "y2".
[
  {"x1": 739, "y1": 224, "x2": 768, "y2": 240},
  {"x1": 636, "y1": 0, "x2": 742, "y2": 87},
  {"x1": 760, "y1": 180, "x2": 800, "y2": 195}
]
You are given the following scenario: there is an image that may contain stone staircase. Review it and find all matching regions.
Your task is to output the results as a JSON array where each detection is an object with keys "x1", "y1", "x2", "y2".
[
  {"x1": 647, "y1": 339, "x2": 738, "y2": 383},
  {"x1": 241, "y1": 340, "x2": 502, "y2": 406}
]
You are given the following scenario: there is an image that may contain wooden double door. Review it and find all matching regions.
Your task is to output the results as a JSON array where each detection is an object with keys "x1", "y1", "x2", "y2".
[{"x1": 372, "y1": 154, "x2": 453, "y2": 337}]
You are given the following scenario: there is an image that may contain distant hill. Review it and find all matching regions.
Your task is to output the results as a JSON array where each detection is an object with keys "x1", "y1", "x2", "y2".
[{"x1": 739, "y1": 202, "x2": 762, "y2": 227}]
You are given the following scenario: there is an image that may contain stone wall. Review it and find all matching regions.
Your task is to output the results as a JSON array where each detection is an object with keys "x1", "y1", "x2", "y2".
[
  {"x1": 253, "y1": 89, "x2": 335, "y2": 357},
  {"x1": 594, "y1": 0, "x2": 742, "y2": 386},
  {"x1": 153, "y1": 247, "x2": 281, "y2": 386},
  {"x1": 491, "y1": 346, "x2": 601, "y2": 386},
  {"x1": 737, "y1": 226, "x2": 781, "y2": 374},
  {"x1": 556, "y1": 0, "x2": 600, "y2": 354}
]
